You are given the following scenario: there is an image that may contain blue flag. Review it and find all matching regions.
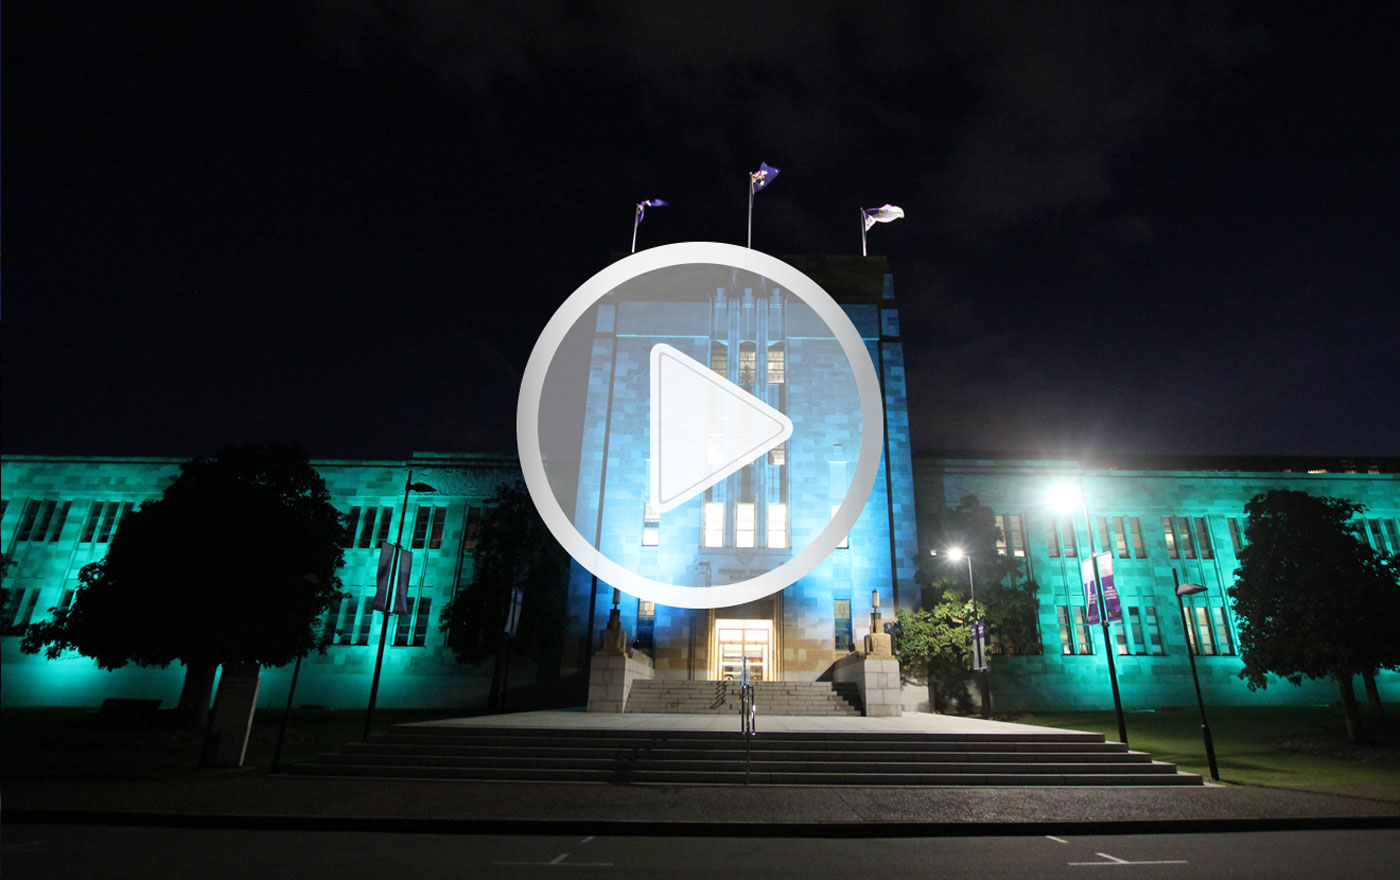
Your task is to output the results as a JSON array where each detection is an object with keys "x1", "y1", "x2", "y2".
[
  {"x1": 750, "y1": 161, "x2": 780, "y2": 193},
  {"x1": 636, "y1": 198, "x2": 668, "y2": 222}
]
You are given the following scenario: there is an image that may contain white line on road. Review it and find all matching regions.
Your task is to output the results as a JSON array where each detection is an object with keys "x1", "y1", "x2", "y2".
[
  {"x1": 1046, "y1": 836, "x2": 1069, "y2": 844},
  {"x1": 493, "y1": 852, "x2": 615, "y2": 868},
  {"x1": 1069, "y1": 851, "x2": 1188, "y2": 866}
]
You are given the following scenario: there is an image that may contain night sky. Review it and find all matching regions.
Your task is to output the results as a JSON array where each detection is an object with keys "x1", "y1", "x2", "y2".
[{"x1": 5, "y1": 2, "x2": 1397, "y2": 463}]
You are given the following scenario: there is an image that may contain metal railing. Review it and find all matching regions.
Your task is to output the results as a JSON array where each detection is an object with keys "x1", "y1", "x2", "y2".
[{"x1": 740, "y1": 656, "x2": 756, "y2": 784}]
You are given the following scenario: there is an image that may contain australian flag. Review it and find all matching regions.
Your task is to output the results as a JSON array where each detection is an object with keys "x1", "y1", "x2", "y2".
[
  {"x1": 636, "y1": 198, "x2": 668, "y2": 222},
  {"x1": 750, "y1": 161, "x2": 780, "y2": 193}
]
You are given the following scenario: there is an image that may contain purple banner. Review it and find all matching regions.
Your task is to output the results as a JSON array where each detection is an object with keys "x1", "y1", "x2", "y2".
[
  {"x1": 1097, "y1": 552, "x2": 1122, "y2": 624},
  {"x1": 1080, "y1": 557, "x2": 1101, "y2": 625}
]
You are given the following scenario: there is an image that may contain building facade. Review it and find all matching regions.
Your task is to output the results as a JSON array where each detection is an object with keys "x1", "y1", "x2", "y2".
[{"x1": 3, "y1": 257, "x2": 1397, "y2": 713}]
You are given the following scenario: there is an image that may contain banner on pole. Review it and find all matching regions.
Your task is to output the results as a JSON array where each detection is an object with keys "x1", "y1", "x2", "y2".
[
  {"x1": 1080, "y1": 557, "x2": 1101, "y2": 625},
  {"x1": 971, "y1": 619, "x2": 989, "y2": 672},
  {"x1": 1097, "y1": 552, "x2": 1122, "y2": 623},
  {"x1": 373, "y1": 542, "x2": 411, "y2": 615}
]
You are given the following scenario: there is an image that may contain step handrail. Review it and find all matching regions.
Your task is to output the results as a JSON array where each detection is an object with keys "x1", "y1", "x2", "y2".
[{"x1": 740, "y1": 657, "x2": 756, "y2": 784}]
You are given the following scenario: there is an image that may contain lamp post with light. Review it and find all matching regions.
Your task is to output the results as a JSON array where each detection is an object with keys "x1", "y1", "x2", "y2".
[
  {"x1": 1174, "y1": 569, "x2": 1221, "y2": 781},
  {"x1": 1050, "y1": 481, "x2": 1129, "y2": 746},
  {"x1": 947, "y1": 547, "x2": 990, "y2": 719}
]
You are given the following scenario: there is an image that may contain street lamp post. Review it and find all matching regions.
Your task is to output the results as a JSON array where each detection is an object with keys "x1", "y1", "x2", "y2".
[
  {"x1": 363, "y1": 470, "x2": 436, "y2": 741},
  {"x1": 947, "y1": 547, "x2": 990, "y2": 719},
  {"x1": 1051, "y1": 481, "x2": 1129, "y2": 746},
  {"x1": 1174, "y1": 569, "x2": 1221, "y2": 781}
]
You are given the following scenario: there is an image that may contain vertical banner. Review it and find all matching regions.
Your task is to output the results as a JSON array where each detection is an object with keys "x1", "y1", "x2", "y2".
[
  {"x1": 1081, "y1": 557, "x2": 1101, "y2": 625},
  {"x1": 373, "y1": 542, "x2": 412, "y2": 615},
  {"x1": 971, "y1": 620, "x2": 988, "y2": 671},
  {"x1": 1097, "y1": 552, "x2": 1122, "y2": 623},
  {"x1": 504, "y1": 587, "x2": 524, "y2": 635}
]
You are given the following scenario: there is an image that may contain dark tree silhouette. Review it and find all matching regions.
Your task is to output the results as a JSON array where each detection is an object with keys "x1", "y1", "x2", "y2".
[
  {"x1": 1229, "y1": 489, "x2": 1400, "y2": 741},
  {"x1": 439, "y1": 481, "x2": 570, "y2": 700},
  {"x1": 22, "y1": 445, "x2": 348, "y2": 725}
]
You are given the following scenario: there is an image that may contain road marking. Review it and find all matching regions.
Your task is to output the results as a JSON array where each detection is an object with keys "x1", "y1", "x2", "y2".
[
  {"x1": 580, "y1": 836, "x2": 595, "y2": 844},
  {"x1": 1069, "y1": 851, "x2": 1188, "y2": 866},
  {"x1": 1046, "y1": 835, "x2": 1069, "y2": 844},
  {"x1": 493, "y1": 852, "x2": 614, "y2": 868}
]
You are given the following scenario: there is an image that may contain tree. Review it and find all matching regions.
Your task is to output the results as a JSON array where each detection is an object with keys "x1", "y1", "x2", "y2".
[
  {"x1": 1229, "y1": 489, "x2": 1400, "y2": 742},
  {"x1": 892, "y1": 494, "x2": 1041, "y2": 713},
  {"x1": 439, "y1": 481, "x2": 570, "y2": 705},
  {"x1": 22, "y1": 445, "x2": 348, "y2": 725}
]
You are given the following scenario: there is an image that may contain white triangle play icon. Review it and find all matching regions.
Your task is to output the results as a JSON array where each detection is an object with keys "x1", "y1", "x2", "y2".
[{"x1": 649, "y1": 343, "x2": 793, "y2": 514}]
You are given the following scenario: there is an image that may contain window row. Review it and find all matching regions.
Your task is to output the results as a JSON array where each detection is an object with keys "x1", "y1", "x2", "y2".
[
  {"x1": 2, "y1": 586, "x2": 78, "y2": 635},
  {"x1": 710, "y1": 341, "x2": 786, "y2": 385},
  {"x1": 1056, "y1": 603, "x2": 1234, "y2": 657},
  {"x1": 694, "y1": 502, "x2": 789, "y2": 549},
  {"x1": 325, "y1": 593, "x2": 434, "y2": 647},
  {"x1": 344, "y1": 504, "x2": 464, "y2": 551}
]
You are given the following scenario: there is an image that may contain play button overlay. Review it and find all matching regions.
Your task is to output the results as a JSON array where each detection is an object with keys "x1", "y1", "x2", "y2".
[
  {"x1": 649, "y1": 343, "x2": 793, "y2": 514},
  {"x1": 517, "y1": 241, "x2": 884, "y2": 609}
]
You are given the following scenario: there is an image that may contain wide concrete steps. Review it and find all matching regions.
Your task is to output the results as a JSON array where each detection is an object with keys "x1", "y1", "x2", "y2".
[
  {"x1": 624, "y1": 679, "x2": 862, "y2": 716},
  {"x1": 285, "y1": 724, "x2": 1203, "y2": 786}
]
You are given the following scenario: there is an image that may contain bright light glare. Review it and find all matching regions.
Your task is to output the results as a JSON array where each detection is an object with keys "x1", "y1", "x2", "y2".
[
  {"x1": 1047, "y1": 483, "x2": 1083, "y2": 513},
  {"x1": 947, "y1": 547, "x2": 966, "y2": 561}
]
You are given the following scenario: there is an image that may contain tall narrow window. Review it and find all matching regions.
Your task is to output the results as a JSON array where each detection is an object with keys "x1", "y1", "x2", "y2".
[
  {"x1": 411, "y1": 506, "x2": 446, "y2": 549},
  {"x1": 323, "y1": 596, "x2": 345, "y2": 645},
  {"x1": 1046, "y1": 517, "x2": 1061, "y2": 558},
  {"x1": 703, "y1": 502, "x2": 725, "y2": 548},
  {"x1": 710, "y1": 341, "x2": 728, "y2": 377},
  {"x1": 394, "y1": 598, "x2": 416, "y2": 646},
  {"x1": 767, "y1": 503, "x2": 788, "y2": 549},
  {"x1": 834, "y1": 599, "x2": 853, "y2": 651},
  {"x1": 1175, "y1": 517, "x2": 1197, "y2": 559},
  {"x1": 1227, "y1": 517, "x2": 1244, "y2": 554},
  {"x1": 1057, "y1": 606, "x2": 1074, "y2": 655},
  {"x1": 1384, "y1": 519, "x2": 1400, "y2": 553},
  {"x1": 635, "y1": 600, "x2": 656, "y2": 650},
  {"x1": 642, "y1": 502, "x2": 660, "y2": 547},
  {"x1": 1072, "y1": 606, "x2": 1093, "y2": 654},
  {"x1": 767, "y1": 343, "x2": 785, "y2": 384},
  {"x1": 1144, "y1": 606, "x2": 1164, "y2": 655},
  {"x1": 1113, "y1": 516, "x2": 1129, "y2": 558},
  {"x1": 1192, "y1": 605, "x2": 1216, "y2": 655},
  {"x1": 1162, "y1": 517, "x2": 1178, "y2": 559},
  {"x1": 463, "y1": 506, "x2": 482, "y2": 551},
  {"x1": 1211, "y1": 607, "x2": 1234, "y2": 655},
  {"x1": 1127, "y1": 607, "x2": 1146, "y2": 655},
  {"x1": 738, "y1": 342, "x2": 757, "y2": 385},
  {"x1": 1061, "y1": 517, "x2": 1077, "y2": 557},
  {"x1": 1366, "y1": 519, "x2": 1388, "y2": 551},
  {"x1": 16, "y1": 500, "x2": 44, "y2": 542},
  {"x1": 1128, "y1": 517, "x2": 1147, "y2": 558},
  {"x1": 736, "y1": 503, "x2": 756, "y2": 548},
  {"x1": 1194, "y1": 517, "x2": 1213, "y2": 559},
  {"x1": 355, "y1": 597, "x2": 374, "y2": 646},
  {"x1": 995, "y1": 515, "x2": 1008, "y2": 556},
  {"x1": 357, "y1": 508, "x2": 379, "y2": 548},
  {"x1": 412, "y1": 598, "x2": 433, "y2": 647},
  {"x1": 1097, "y1": 517, "x2": 1111, "y2": 555},
  {"x1": 1007, "y1": 514, "x2": 1026, "y2": 558},
  {"x1": 375, "y1": 508, "x2": 393, "y2": 545}
]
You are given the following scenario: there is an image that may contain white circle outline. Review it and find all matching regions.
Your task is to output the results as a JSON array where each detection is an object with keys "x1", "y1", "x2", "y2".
[{"x1": 517, "y1": 242, "x2": 884, "y2": 609}]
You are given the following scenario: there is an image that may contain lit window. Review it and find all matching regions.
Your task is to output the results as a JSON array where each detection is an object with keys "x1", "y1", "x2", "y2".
[
  {"x1": 736, "y1": 503, "x2": 756, "y2": 548},
  {"x1": 767, "y1": 503, "x2": 787, "y2": 549},
  {"x1": 1175, "y1": 517, "x2": 1197, "y2": 559},
  {"x1": 1046, "y1": 517, "x2": 1060, "y2": 558},
  {"x1": 768, "y1": 442, "x2": 786, "y2": 467},
  {"x1": 642, "y1": 502, "x2": 660, "y2": 547},
  {"x1": 1162, "y1": 517, "x2": 1178, "y2": 559},
  {"x1": 994, "y1": 515, "x2": 1008, "y2": 556},
  {"x1": 834, "y1": 599, "x2": 853, "y2": 651},
  {"x1": 635, "y1": 600, "x2": 656, "y2": 650},
  {"x1": 1128, "y1": 517, "x2": 1147, "y2": 558},
  {"x1": 767, "y1": 343, "x2": 785, "y2": 384},
  {"x1": 1071, "y1": 606, "x2": 1093, "y2": 654},
  {"x1": 738, "y1": 342, "x2": 757, "y2": 385},
  {"x1": 1008, "y1": 515, "x2": 1026, "y2": 558},
  {"x1": 1113, "y1": 516, "x2": 1129, "y2": 558},
  {"x1": 703, "y1": 502, "x2": 725, "y2": 548},
  {"x1": 1212, "y1": 607, "x2": 1234, "y2": 655},
  {"x1": 710, "y1": 341, "x2": 728, "y2": 377},
  {"x1": 1194, "y1": 517, "x2": 1213, "y2": 559}
]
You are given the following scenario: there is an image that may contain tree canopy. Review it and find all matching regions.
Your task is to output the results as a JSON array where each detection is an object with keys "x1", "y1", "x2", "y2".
[
  {"x1": 439, "y1": 480, "x2": 570, "y2": 685},
  {"x1": 22, "y1": 444, "x2": 348, "y2": 721},
  {"x1": 893, "y1": 494, "x2": 1041, "y2": 712},
  {"x1": 1228, "y1": 489, "x2": 1400, "y2": 740}
]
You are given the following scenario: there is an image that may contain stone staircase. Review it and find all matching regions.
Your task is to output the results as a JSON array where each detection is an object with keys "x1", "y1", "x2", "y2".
[
  {"x1": 284, "y1": 724, "x2": 1203, "y2": 786},
  {"x1": 624, "y1": 679, "x2": 862, "y2": 716}
]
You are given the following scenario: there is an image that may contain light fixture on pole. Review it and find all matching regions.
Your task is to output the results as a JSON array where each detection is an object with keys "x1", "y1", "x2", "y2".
[
  {"x1": 947, "y1": 547, "x2": 990, "y2": 719},
  {"x1": 1050, "y1": 481, "x2": 1129, "y2": 746},
  {"x1": 1174, "y1": 569, "x2": 1221, "y2": 781},
  {"x1": 363, "y1": 470, "x2": 436, "y2": 740}
]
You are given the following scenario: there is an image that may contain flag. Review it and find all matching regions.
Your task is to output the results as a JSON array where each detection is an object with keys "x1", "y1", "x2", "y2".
[
  {"x1": 862, "y1": 204, "x2": 905, "y2": 231},
  {"x1": 636, "y1": 198, "x2": 668, "y2": 222},
  {"x1": 750, "y1": 161, "x2": 780, "y2": 193},
  {"x1": 374, "y1": 541, "x2": 411, "y2": 615}
]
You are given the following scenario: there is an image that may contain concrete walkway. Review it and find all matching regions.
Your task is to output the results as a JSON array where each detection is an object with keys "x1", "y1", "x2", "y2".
[{"x1": 4, "y1": 710, "x2": 1398, "y2": 836}]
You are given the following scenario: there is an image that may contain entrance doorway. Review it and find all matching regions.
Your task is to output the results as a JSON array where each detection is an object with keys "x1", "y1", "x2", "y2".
[{"x1": 713, "y1": 619, "x2": 773, "y2": 681}]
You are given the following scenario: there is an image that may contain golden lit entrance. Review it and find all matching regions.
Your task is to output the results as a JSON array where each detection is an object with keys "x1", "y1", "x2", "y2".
[{"x1": 713, "y1": 619, "x2": 772, "y2": 681}]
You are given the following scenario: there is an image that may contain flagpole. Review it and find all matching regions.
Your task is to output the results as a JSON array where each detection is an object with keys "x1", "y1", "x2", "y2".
[
  {"x1": 860, "y1": 208, "x2": 868, "y2": 257},
  {"x1": 364, "y1": 468, "x2": 413, "y2": 741},
  {"x1": 747, "y1": 180, "x2": 754, "y2": 249},
  {"x1": 632, "y1": 206, "x2": 640, "y2": 253}
]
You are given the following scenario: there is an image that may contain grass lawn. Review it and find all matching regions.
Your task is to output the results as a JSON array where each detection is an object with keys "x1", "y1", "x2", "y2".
[{"x1": 1012, "y1": 705, "x2": 1400, "y2": 788}]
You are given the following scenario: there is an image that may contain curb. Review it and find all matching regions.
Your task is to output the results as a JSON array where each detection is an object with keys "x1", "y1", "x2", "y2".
[{"x1": 5, "y1": 809, "x2": 1398, "y2": 838}]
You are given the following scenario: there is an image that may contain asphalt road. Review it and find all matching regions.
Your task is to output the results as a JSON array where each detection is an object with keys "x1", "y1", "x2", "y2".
[{"x1": 2, "y1": 825, "x2": 1397, "y2": 879}]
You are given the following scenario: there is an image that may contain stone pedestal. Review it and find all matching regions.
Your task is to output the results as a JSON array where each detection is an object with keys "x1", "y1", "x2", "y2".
[
  {"x1": 587, "y1": 650, "x2": 654, "y2": 713},
  {"x1": 833, "y1": 651, "x2": 902, "y2": 717}
]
